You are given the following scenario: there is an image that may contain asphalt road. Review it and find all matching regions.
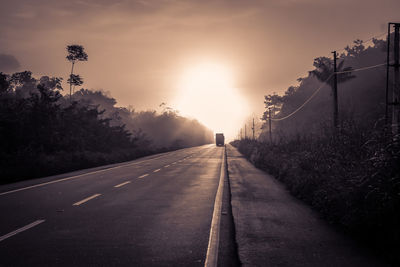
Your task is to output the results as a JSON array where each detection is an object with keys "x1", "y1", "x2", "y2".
[{"x1": 0, "y1": 145, "x2": 225, "y2": 266}]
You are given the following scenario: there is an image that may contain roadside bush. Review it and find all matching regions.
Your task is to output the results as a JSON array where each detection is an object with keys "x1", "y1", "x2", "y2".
[{"x1": 232, "y1": 123, "x2": 400, "y2": 263}]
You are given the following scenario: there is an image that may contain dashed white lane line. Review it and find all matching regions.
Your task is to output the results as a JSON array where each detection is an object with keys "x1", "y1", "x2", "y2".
[
  {"x1": 153, "y1": 169, "x2": 161, "y2": 173},
  {"x1": 164, "y1": 165, "x2": 170, "y2": 168},
  {"x1": 73, "y1": 194, "x2": 101, "y2": 206},
  {"x1": 138, "y1": 174, "x2": 149, "y2": 178},
  {"x1": 0, "y1": 153, "x2": 174, "y2": 196},
  {"x1": 0, "y1": 220, "x2": 45, "y2": 242},
  {"x1": 172, "y1": 162, "x2": 177, "y2": 165},
  {"x1": 114, "y1": 181, "x2": 131, "y2": 188}
]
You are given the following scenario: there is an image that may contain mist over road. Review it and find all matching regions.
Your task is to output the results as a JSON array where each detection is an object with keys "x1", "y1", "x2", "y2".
[{"x1": 0, "y1": 145, "x2": 225, "y2": 266}]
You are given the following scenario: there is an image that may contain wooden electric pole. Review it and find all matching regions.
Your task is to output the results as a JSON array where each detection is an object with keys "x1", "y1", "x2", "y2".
[
  {"x1": 393, "y1": 24, "x2": 400, "y2": 134},
  {"x1": 332, "y1": 51, "x2": 339, "y2": 128},
  {"x1": 387, "y1": 22, "x2": 400, "y2": 135},
  {"x1": 245, "y1": 124, "x2": 247, "y2": 139},
  {"x1": 386, "y1": 23, "x2": 391, "y2": 124}
]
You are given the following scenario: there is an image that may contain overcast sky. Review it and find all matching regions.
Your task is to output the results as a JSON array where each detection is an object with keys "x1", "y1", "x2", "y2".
[{"x1": 1, "y1": 0, "x2": 399, "y2": 132}]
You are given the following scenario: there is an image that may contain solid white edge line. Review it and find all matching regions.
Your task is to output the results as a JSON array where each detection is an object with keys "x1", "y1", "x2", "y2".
[
  {"x1": 73, "y1": 193, "x2": 101, "y2": 206},
  {"x1": 0, "y1": 220, "x2": 45, "y2": 242},
  {"x1": 114, "y1": 181, "x2": 131, "y2": 188},
  {"x1": 204, "y1": 147, "x2": 226, "y2": 267},
  {"x1": 138, "y1": 174, "x2": 149, "y2": 179}
]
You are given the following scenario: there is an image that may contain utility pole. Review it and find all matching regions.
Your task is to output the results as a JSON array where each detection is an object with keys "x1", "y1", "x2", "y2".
[
  {"x1": 386, "y1": 23, "x2": 391, "y2": 124},
  {"x1": 268, "y1": 108, "x2": 272, "y2": 143},
  {"x1": 387, "y1": 22, "x2": 400, "y2": 135},
  {"x1": 240, "y1": 128, "x2": 242, "y2": 140},
  {"x1": 393, "y1": 24, "x2": 400, "y2": 134},
  {"x1": 332, "y1": 51, "x2": 339, "y2": 128},
  {"x1": 252, "y1": 118, "x2": 255, "y2": 140},
  {"x1": 245, "y1": 124, "x2": 247, "y2": 139}
]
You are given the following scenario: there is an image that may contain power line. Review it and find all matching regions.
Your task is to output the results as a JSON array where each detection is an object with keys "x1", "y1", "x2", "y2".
[
  {"x1": 271, "y1": 73, "x2": 333, "y2": 121},
  {"x1": 335, "y1": 30, "x2": 389, "y2": 54},
  {"x1": 271, "y1": 62, "x2": 388, "y2": 122},
  {"x1": 264, "y1": 29, "x2": 393, "y2": 125},
  {"x1": 363, "y1": 31, "x2": 387, "y2": 44},
  {"x1": 335, "y1": 63, "x2": 386, "y2": 74}
]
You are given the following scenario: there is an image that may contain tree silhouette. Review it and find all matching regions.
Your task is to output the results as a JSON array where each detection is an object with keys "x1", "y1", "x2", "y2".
[
  {"x1": 263, "y1": 93, "x2": 283, "y2": 121},
  {"x1": 66, "y1": 45, "x2": 88, "y2": 100},
  {"x1": 0, "y1": 72, "x2": 10, "y2": 94},
  {"x1": 67, "y1": 74, "x2": 83, "y2": 94},
  {"x1": 10, "y1": 71, "x2": 37, "y2": 98},
  {"x1": 309, "y1": 56, "x2": 355, "y2": 90},
  {"x1": 344, "y1": 39, "x2": 365, "y2": 57}
]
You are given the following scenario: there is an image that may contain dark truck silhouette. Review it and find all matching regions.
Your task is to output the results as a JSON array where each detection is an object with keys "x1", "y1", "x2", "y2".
[{"x1": 215, "y1": 133, "x2": 225, "y2": 146}]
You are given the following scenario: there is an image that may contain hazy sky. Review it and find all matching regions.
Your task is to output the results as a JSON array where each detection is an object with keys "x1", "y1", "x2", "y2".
[{"x1": 1, "y1": 0, "x2": 399, "y2": 137}]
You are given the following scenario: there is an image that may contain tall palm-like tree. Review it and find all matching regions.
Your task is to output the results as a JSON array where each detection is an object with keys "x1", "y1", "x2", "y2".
[
  {"x1": 66, "y1": 45, "x2": 88, "y2": 101},
  {"x1": 310, "y1": 56, "x2": 355, "y2": 87}
]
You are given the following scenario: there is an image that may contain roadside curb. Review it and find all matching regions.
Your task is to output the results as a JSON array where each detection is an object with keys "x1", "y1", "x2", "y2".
[
  {"x1": 223, "y1": 147, "x2": 242, "y2": 266},
  {"x1": 205, "y1": 146, "x2": 226, "y2": 267}
]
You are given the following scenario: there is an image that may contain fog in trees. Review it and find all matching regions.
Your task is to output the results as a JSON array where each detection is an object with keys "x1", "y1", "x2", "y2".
[{"x1": 0, "y1": 45, "x2": 213, "y2": 183}]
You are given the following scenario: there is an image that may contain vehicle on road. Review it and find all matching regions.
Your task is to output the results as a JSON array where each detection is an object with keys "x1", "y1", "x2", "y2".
[{"x1": 215, "y1": 133, "x2": 225, "y2": 146}]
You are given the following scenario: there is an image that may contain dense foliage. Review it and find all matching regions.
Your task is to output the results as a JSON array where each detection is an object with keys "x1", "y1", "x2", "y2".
[
  {"x1": 0, "y1": 71, "x2": 213, "y2": 183},
  {"x1": 0, "y1": 72, "x2": 139, "y2": 183},
  {"x1": 232, "y1": 126, "x2": 400, "y2": 263},
  {"x1": 261, "y1": 38, "x2": 388, "y2": 138},
  {"x1": 236, "y1": 36, "x2": 400, "y2": 263}
]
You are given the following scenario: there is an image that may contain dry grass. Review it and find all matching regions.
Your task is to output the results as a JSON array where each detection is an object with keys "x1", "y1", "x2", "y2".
[{"x1": 232, "y1": 123, "x2": 400, "y2": 263}]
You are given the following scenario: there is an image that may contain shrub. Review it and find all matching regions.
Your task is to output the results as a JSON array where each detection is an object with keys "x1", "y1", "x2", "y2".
[{"x1": 232, "y1": 124, "x2": 400, "y2": 263}]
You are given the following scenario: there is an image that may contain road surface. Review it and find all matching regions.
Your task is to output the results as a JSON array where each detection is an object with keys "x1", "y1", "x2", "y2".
[
  {"x1": 0, "y1": 145, "x2": 228, "y2": 266},
  {"x1": 1, "y1": 144, "x2": 386, "y2": 267}
]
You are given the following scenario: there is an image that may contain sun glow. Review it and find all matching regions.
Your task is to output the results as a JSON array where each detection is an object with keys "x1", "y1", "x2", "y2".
[{"x1": 173, "y1": 62, "x2": 248, "y2": 140}]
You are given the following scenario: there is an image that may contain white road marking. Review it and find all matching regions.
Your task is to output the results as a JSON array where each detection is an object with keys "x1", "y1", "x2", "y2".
[
  {"x1": 153, "y1": 169, "x2": 161, "y2": 173},
  {"x1": 172, "y1": 162, "x2": 177, "y2": 165},
  {"x1": 204, "y1": 147, "x2": 226, "y2": 267},
  {"x1": 0, "y1": 220, "x2": 45, "y2": 242},
  {"x1": 164, "y1": 165, "x2": 170, "y2": 168},
  {"x1": 0, "y1": 153, "x2": 175, "y2": 196},
  {"x1": 114, "y1": 181, "x2": 131, "y2": 188},
  {"x1": 138, "y1": 174, "x2": 149, "y2": 178},
  {"x1": 73, "y1": 194, "x2": 101, "y2": 206}
]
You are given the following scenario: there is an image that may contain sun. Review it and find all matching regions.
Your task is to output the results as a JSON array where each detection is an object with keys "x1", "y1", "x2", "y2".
[{"x1": 173, "y1": 62, "x2": 248, "y2": 140}]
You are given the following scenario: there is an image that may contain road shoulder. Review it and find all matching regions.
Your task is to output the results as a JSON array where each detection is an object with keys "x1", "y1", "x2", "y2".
[{"x1": 226, "y1": 144, "x2": 385, "y2": 267}]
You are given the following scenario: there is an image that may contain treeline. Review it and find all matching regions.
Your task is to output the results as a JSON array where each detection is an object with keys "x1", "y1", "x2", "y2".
[
  {"x1": 261, "y1": 38, "x2": 388, "y2": 138},
  {"x1": 234, "y1": 36, "x2": 400, "y2": 263},
  {"x1": 0, "y1": 71, "x2": 213, "y2": 184},
  {"x1": 71, "y1": 89, "x2": 214, "y2": 149}
]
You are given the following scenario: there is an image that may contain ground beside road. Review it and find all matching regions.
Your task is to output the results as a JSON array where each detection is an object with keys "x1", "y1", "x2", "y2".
[{"x1": 226, "y1": 144, "x2": 387, "y2": 267}]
